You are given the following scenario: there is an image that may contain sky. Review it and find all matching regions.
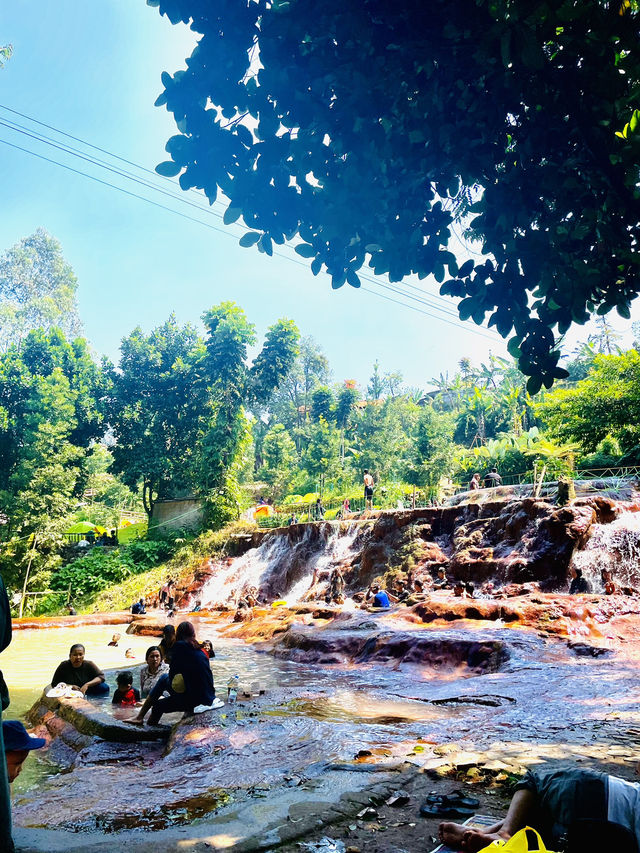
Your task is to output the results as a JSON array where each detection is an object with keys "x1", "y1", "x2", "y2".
[{"x1": 0, "y1": 1, "x2": 638, "y2": 391}]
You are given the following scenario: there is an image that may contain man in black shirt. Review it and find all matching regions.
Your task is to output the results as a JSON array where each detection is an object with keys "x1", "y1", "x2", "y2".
[
  {"x1": 51, "y1": 644, "x2": 109, "y2": 696},
  {"x1": 569, "y1": 567, "x2": 591, "y2": 595},
  {"x1": 484, "y1": 467, "x2": 503, "y2": 488}
]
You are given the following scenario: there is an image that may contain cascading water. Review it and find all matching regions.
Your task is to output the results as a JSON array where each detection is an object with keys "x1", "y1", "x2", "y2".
[
  {"x1": 284, "y1": 522, "x2": 360, "y2": 604},
  {"x1": 570, "y1": 511, "x2": 640, "y2": 591},
  {"x1": 198, "y1": 522, "x2": 361, "y2": 607}
]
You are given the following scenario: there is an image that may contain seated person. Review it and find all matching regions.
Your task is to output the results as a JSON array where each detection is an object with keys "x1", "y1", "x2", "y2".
[
  {"x1": 112, "y1": 671, "x2": 140, "y2": 706},
  {"x1": 328, "y1": 568, "x2": 346, "y2": 603},
  {"x1": 191, "y1": 599, "x2": 202, "y2": 613},
  {"x1": 132, "y1": 621, "x2": 215, "y2": 726},
  {"x1": 3, "y1": 720, "x2": 46, "y2": 784},
  {"x1": 453, "y1": 580, "x2": 476, "y2": 599},
  {"x1": 158, "y1": 624, "x2": 176, "y2": 664},
  {"x1": 366, "y1": 583, "x2": 391, "y2": 609},
  {"x1": 601, "y1": 568, "x2": 617, "y2": 595},
  {"x1": 439, "y1": 766, "x2": 640, "y2": 853},
  {"x1": 391, "y1": 577, "x2": 409, "y2": 603},
  {"x1": 433, "y1": 567, "x2": 449, "y2": 590},
  {"x1": 139, "y1": 645, "x2": 169, "y2": 698},
  {"x1": 66, "y1": 603, "x2": 77, "y2": 616},
  {"x1": 107, "y1": 633, "x2": 120, "y2": 647},
  {"x1": 405, "y1": 578, "x2": 428, "y2": 605},
  {"x1": 51, "y1": 644, "x2": 109, "y2": 696},
  {"x1": 569, "y1": 567, "x2": 591, "y2": 595},
  {"x1": 200, "y1": 640, "x2": 215, "y2": 659},
  {"x1": 484, "y1": 467, "x2": 502, "y2": 488},
  {"x1": 131, "y1": 598, "x2": 146, "y2": 615}
]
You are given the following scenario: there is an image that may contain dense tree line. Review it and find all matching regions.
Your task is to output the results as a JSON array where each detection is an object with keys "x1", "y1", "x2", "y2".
[{"x1": 2, "y1": 228, "x2": 640, "y2": 598}]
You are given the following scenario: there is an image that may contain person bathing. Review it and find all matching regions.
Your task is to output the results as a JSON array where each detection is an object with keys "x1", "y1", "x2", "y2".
[{"x1": 51, "y1": 644, "x2": 109, "y2": 696}]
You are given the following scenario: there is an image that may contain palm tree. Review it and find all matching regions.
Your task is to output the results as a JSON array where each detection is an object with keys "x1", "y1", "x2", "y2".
[{"x1": 467, "y1": 386, "x2": 493, "y2": 444}]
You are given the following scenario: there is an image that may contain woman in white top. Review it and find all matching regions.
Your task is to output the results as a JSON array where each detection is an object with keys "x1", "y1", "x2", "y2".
[{"x1": 139, "y1": 645, "x2": 169, "y2": 698}]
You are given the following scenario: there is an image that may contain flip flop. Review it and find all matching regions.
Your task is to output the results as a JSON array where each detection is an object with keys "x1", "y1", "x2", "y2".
[
  {"x1": 419, "y1": 801, "x2": 476, "y2": 819},
  {"x1": 445, "y1": 790, "x2": 481, "y2": 809},
  {"x1": 425, "y1": 791, "x2": 480, "y2": 809}
]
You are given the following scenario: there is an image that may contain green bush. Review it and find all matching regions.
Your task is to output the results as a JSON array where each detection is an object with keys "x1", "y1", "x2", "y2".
[{"x1": 51, "y1": 538, "x2": 179, "y2": 599}]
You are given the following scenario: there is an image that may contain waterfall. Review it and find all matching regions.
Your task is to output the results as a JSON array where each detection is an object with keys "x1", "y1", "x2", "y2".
[
  {"x1": 284, "y1": 522, "x2": 360, "y2": 604},
  {"x1": 570, "y1": 511, "x2": 640, "y2": 591},
  {"x1": 198, "y1": 522, "x2": 361, "y2": 607}
]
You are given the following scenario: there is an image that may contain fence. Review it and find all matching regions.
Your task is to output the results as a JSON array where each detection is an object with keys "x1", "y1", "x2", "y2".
[
  {"x1": 256, "y1": 491, "x2": 441, "y2": 529},
  {"x1": 256, "y1": 465, "x2": 640, "y2": 529}
]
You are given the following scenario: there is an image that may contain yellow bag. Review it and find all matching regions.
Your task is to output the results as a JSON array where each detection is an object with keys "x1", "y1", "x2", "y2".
[
  {"x1": 478, "y1": 827, "x2": 558, "y2": 853},
  {"x1": 171, "y1": 673, "x2": 185, "y2": 693}
]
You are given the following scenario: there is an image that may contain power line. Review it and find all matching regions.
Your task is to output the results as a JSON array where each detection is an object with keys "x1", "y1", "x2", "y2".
[
  {"x1": 0, "y1": 103, "x2": 487, "y2": 317},
  {"x1": 0, "y1": 132, "x2": 499, "y2": 342},
  {"x1": 0, "y1": 136, "x2": 239, "y2": 240},
  {"x1": 0, "y1": 103, "x2": 495, "y2": 326},
  {"x1": 0, "y1": 116, "x2": 232, "y2": 222},
  {"x1": 0, "y1": 101, "x2": 228, "y2": 209}
]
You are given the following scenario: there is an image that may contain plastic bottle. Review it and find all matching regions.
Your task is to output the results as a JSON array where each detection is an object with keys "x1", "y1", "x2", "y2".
[{"x1": 227, "y1": 674, "x2": 239, "y2": 704}]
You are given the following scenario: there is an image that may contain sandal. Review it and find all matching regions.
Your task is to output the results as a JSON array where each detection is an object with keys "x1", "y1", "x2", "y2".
[
  {"x1": 420, "y1": 801, "x2": 476, "y2": 819},
  {"x1": 425, "y1": 790, "x2": 480, "y2": 809}
]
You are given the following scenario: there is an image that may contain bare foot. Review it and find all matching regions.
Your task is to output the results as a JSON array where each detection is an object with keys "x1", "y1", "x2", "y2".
[{"x1": 439, "y1": 822, "x2": 509, "y2": 852}]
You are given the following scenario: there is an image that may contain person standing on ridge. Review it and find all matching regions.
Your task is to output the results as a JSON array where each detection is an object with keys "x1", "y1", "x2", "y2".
[{"x1": 363, "y1": 469, "x2": 374, "y2": 510}]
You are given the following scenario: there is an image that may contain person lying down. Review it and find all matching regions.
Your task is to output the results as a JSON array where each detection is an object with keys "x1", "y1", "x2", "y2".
[{"x1": 439, "y1": 767, "x2": 640, "y2": 853}]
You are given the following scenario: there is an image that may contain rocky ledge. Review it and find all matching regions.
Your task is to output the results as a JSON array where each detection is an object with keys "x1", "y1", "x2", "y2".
[
  {"x1": 269, "y1": 614, "x2": 509, "y2": 672},
  {"x1": 27, "y1": 692, "x2": 169, "y2": 744}
]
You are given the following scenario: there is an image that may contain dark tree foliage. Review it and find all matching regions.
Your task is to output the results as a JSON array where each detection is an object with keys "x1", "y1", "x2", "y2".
[{"x1": 150, "y1": 0, "x2": 640, "y2": 392}]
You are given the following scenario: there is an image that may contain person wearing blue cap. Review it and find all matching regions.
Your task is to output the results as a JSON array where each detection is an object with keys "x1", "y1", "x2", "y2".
[{"x1": 2, "y1": 720, "x2": 45, "y2": 783}]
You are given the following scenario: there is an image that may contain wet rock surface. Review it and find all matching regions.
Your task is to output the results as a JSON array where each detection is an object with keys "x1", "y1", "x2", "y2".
[
  {"x1": 14, "y1": 590, "x2": 640, "y2": 847},
  {"x1": 270, "y1": 615, "x2": 509, "y2": 673},
  {"x1": 12, "y1": 493, "x2": 640, "y2": 851}
]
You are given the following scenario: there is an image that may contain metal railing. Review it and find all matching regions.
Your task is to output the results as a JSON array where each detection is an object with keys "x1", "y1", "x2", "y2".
[
  {"x1": 256, "y1": 492, "x2": 443, "y2": 529},
  {"x1": 256, "y1": 465, "x2": 640, "y2": 527}
]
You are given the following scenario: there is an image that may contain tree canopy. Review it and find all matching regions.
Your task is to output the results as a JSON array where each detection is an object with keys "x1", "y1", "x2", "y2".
[
  {"x1": 151, "y1": 0, "x2": 640, "y2": 392},
  {"x1": 108, "y1": 305, "x2": 299, "y2": 521},
  {"x1": 0, "y1": 229, "x2": 82, "y2": 352}
]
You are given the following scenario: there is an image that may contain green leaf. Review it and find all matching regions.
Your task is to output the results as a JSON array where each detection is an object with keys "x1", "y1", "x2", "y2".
[
  {"x1": 458, "y1": 298, "x2": 474, "y2": 321},
  {"x1": 526, "y1": 375, "x2": 543, "y2": 395},
  {"x1": 616, "y1": 302, "x2": 631, "y2": 319},
  {"x1": 223, "y1": 206, "x2": 242, "y2": 225},
  {"x1": 155, "y1": 160, "x2": 181, "y2": 177},
  {"x1": 507, "y1": 337, "x2": 521, "y2": 358},
  {"x1": 239, "y1": 231, "x2": 261, "y2": 248},
  {"x1": 258, "y1": 235, "x2": 273, "y2": 256},
  {"x1": 630, "y1": 111, "x2": 639, "y2": 134},
  {"x1": 294, "y1": 243, "x2": 315, "y2": 258},
  {"x1": 457, "y1": 259, "x2": 474, "y2": 278}
]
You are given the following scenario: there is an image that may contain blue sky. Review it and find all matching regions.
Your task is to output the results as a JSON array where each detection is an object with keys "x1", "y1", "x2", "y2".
[{"x1": 0, "y1": 2, "x2": 637, "y2": 390}]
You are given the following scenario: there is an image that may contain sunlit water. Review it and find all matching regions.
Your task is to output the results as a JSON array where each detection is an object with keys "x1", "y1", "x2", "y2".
[{"x1": 0, "y1": 622, "x2": 468, "y2": 798}]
